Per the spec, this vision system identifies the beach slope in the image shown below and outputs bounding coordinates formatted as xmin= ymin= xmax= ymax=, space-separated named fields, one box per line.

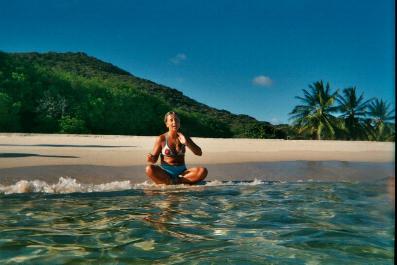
xmin=0 ymin=133 xmax=394 ymax=184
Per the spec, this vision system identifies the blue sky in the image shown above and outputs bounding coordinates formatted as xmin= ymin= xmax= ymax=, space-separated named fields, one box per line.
xmin=0 ymin=0 xmax=394 ymax=124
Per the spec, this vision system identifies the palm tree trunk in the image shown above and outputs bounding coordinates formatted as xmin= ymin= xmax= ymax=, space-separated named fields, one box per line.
xmin=316 ymin=124 xmax=322 ymax=140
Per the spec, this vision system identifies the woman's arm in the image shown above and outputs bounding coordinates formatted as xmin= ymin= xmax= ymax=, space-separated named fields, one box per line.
xmin=178 ymin=133 xmax=202 ymax=156
xmin=147 ymin=136 xmax=162 ymax=163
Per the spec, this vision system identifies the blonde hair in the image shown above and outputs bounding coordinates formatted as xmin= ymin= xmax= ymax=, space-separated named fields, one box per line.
xmin=164 ymin=111 xmax=179 ymax=124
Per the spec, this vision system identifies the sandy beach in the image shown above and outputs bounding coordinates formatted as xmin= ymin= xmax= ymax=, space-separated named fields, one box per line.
xmin=0 ymin=133 xmax=394 ymax=185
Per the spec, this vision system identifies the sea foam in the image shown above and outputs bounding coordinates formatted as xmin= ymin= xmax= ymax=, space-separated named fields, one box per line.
xmin=0 ymin=177 xmax=269 ymax=194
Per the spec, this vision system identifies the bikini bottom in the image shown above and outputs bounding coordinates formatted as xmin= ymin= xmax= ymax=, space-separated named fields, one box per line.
xmin=160 ymin=164 xmax=187 ymax=184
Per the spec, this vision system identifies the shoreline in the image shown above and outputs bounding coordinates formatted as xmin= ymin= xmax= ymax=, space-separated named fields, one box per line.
xmin=0 ymin=161 xmax=394 ymax=185
xmin=0 ymin=133 xmax=394 ymax=185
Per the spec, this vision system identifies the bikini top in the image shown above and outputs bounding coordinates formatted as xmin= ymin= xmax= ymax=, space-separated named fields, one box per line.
xmin=161 ymin=134 xmax=186 ymax=157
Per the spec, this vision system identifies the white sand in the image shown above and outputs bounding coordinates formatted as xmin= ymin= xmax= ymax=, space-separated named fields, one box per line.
xmin=0 ymin=133 xmax=394 ymax=185
xmin=0 ymin=133 xmax=394 ymax=169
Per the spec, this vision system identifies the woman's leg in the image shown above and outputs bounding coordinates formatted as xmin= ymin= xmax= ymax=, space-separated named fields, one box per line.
xmin=145 ymin=165 xmax=173 ymax=185
xmin=180 ymin=167 xmax=208 ymax=184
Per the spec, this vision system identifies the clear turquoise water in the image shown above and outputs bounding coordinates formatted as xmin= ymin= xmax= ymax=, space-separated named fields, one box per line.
xmin=0 ymin=180 xmax=394 ymax=264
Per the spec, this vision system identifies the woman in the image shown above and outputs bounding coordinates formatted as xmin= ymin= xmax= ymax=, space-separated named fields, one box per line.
xmin=146 ymin=111 xmax=208 ymax=185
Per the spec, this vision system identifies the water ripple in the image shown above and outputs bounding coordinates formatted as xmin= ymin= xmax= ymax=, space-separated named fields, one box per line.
xmin=0 ymin=181 xmax=394 ymax=264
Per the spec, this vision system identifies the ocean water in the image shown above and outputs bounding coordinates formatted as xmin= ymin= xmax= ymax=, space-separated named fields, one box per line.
xmin=0 ymin=178 xmax=394 ymax=265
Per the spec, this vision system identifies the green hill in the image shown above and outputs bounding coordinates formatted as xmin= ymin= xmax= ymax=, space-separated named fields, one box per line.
xmin=0 ymin=51 xmax=286 ymax=138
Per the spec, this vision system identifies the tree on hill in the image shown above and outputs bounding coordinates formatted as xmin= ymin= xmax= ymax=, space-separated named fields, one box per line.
xmin=0 ymin=51 xmax=279 ymax=138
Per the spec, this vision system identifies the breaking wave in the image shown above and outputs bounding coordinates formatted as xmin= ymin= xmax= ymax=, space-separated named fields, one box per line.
xmin=0 ymin=177 xmax=272 ymax=195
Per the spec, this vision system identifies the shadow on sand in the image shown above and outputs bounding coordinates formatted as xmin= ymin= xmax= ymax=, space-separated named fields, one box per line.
xmin=0 ymin=144 xmax=135 ymax=148
xmin=0 ymin=153 xmax=79 ymax=158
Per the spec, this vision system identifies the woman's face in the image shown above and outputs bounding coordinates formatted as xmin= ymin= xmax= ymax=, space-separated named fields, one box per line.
xmin=166 ymin=114 xmax=180 ymax=132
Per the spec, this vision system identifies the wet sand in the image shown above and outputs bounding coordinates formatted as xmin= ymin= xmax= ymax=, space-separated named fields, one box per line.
xmin=0 ymin=133 xmax=394 ymax=184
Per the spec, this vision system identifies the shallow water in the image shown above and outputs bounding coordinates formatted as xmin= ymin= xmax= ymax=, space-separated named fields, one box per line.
xmin=0 ymin=179 xmax=394 ymax=264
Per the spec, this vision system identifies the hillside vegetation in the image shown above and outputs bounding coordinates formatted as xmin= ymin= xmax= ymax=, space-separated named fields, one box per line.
xmin=0 ymin=51 xmax=284 ymax=138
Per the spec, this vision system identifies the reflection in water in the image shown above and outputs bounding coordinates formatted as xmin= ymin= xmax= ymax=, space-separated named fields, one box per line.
xmin=144 ymin=191 xmax=179 ymax=234
xmin=0 ymin=181 xmax=394 ymax=264
xmin=143 ymin=190 xmax=210 ymax=241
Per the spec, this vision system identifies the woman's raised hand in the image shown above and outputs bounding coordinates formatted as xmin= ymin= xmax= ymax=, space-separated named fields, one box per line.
xmin=177 ymin=132 xmax=187 ymax=145
xmin=146 ymin=153 xmax=157 ymax=164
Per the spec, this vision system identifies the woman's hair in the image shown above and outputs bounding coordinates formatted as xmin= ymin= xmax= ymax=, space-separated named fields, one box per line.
xmin=164 ymin=111 xmax=182 ymax=150
xmin=164 ymin=111 xmax=179 ymax=124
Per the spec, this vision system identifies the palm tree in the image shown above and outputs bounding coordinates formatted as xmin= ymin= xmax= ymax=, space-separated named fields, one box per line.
xmin=289 ymin=81 xmax=339 ymax=140
xmin=336 ymin=87 xmax=373 ymax=140
xmin=366 ymin=99 xmax=395 ymax=141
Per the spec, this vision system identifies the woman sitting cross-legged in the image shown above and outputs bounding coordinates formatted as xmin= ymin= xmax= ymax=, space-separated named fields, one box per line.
xmin=146 ymin=111 xmax=208 ymax=185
